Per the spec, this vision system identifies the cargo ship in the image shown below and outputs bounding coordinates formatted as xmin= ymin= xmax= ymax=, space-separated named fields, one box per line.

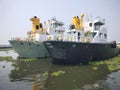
xmin=9 ymin=16 xmax=65 ymax=58
xmin=44 ymin=14 xmax=119 ymax=64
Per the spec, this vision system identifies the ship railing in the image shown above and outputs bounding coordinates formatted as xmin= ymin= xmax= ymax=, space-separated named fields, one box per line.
xmin=63 ymin=35 xmax=76 ymax=42
xmin=47 ymin=34 xmax=78 ymax=42
xmin=100 ymin=26 xmax=107 ymax=30
xmin=47 ymin=34 xmax=93 ymax=43
xmin=11 ymin=37 xmax=37 ymax=42
xmin=47 ymin=34 xmax=65 ymax=41
xmin=11 ymin=37 xmax=27 ymax=41
xmin=55 ymin=26 xmax=65 ymax=31
xmin=95 ymin=17 xmax=105 ymax=23
xmin=35 ymin=34 xmax=48 ymax=42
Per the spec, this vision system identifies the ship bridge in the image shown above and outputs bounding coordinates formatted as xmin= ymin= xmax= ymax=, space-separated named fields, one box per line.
xmin=94 ymin=17 xmax=105 ymax=30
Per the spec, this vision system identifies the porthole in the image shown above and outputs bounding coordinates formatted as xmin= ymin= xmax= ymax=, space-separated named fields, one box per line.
xmin=20 ymin=43 xmax=23 ymax=45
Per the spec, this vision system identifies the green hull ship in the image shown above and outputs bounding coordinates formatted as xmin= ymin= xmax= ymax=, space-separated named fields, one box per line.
xmin=9 ymin=40 xmax=49 ymax=58
xmin=9 ymin=16 xmax=50 ymax=58
xmin=9 ymin=16 xmax=65 ymax=58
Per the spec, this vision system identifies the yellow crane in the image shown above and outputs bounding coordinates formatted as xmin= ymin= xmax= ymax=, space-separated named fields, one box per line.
xmin=72 ymin=14 xmax=84 ymax=30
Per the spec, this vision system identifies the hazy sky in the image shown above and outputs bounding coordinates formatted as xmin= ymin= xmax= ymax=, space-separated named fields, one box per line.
xmin=0 ymin=0 xmax=120 ymax=44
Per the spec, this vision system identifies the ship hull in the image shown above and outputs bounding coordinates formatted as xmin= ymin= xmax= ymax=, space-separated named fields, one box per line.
xmin=9 ymin=40 xmax=50 ymax=58
xmin=44 ymin=41 xmax=119 ymax=64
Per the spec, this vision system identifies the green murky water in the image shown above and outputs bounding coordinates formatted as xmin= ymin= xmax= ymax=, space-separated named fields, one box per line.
xmin=0 ymin=49 xmax=120 ymax=90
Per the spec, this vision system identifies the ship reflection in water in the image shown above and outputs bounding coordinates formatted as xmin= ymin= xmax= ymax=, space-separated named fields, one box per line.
xmin=9 ymin=58 xmax=51 ymax=90
xmin=0 ymin=50 xmax=120 ymax=90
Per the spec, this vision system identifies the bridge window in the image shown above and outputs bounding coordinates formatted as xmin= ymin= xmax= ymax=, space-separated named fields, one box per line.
xmin=95 ymin=25 xmax=100 ymax=30
xmin=53 ymin=23 xmax=58 ymax=28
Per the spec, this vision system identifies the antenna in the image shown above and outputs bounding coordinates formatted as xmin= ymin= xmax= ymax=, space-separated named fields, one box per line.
xmin=84 ymin=13 xmax=93 ymax=22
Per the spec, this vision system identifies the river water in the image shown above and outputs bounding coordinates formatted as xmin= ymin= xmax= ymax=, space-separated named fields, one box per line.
xmin=0 ymin=49 xmax=120 ymax=90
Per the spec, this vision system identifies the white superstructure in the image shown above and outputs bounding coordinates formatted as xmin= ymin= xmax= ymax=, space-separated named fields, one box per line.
xmin=46 ymin=14 xmax=108 ymax=43
xmin=11 ymin=15 xmax=108 ymax=44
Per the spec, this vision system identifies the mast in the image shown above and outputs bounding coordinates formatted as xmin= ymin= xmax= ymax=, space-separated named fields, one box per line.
xmin=79 ymin=14 xmax=84 ymax=30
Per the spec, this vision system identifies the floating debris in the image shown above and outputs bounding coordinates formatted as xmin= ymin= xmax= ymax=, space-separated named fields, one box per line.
xmin=51 ymin=71 xmax=65 ymax=77
xmin=43 ymin=72 xmax=48 ymax=77
xmin=93 ymin=67 xmax=98 ymax=70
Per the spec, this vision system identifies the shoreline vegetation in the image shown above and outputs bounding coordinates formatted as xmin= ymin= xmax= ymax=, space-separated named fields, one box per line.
xmin=0 ymin=48 xmax=120 ymax=72
xmin=90 ymin=54 xmax=120 ymax=72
